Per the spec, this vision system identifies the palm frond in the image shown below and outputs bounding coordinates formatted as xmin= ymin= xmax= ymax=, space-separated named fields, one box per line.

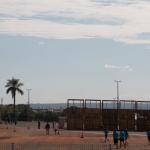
xmin=17 ymin=82 xmax=24 ymax=87
xmin=6 ymin=87 xmax=14 ymax=99
xmin=16 ymin=88 xmax=24 ymax=95
xmin=6 ymin=87 xmax=12 ymax=94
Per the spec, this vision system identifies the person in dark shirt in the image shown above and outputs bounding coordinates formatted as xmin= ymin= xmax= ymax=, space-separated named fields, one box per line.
xmin=38 ymin=120 xmax=41 ymax=129
xmin=45 ymin=122 xmax=50 ymax=135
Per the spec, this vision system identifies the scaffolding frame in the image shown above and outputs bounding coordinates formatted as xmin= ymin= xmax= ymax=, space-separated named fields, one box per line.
xmin=102 ymin=100 xmax=118 ymax=130
xmin=67 ymin=99 xmax=84 ymax=130
xmin=136 ymin=101 xmax=150 ymax=131
xmin=84 ymin=99 xmax=101 ymax=130
xmin=120 ymin=100 xmax=136 ymax=130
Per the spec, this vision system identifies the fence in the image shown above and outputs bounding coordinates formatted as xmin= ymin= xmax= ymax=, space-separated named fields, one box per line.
xmin=0 ymin=143 xmax=110 ymax=150
xmin=1 ymin=143 xmax=150 ymax=150
xmin=67 ymin=99 xmax=84 ymax=130
xmin=84 ymin=100 xmax=101 ymax=130
xmin=119 ymin=100 xmax=136 ymax=131
xmin=136 ymin=101 xmax=150 ymax=131
xmin=67 ymin=99 xmax=150 ymax=131
xmin=102 ymin=100 xmax=118 ymax=130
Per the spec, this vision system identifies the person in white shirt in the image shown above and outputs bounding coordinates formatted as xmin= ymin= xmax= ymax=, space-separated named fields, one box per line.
xmin=54 ymin=123 xmax=58 ymax=135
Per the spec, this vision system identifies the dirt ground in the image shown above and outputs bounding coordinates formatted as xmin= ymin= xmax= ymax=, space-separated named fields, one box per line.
xmin=0 ymin=121 xmax=149 ymax=147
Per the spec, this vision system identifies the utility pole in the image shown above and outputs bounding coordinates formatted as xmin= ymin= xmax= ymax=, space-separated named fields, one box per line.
xmin=26 ymin=89 xmax=31 ymax=122
xmin=114 ymin=80 xmax=121 ymax=130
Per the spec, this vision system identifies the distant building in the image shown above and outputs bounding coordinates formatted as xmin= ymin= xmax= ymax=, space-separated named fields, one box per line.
xmin=33 ymin=107 xmax=48 ymax=113
xmin=33 ymin=106 xmax=64 ymax=113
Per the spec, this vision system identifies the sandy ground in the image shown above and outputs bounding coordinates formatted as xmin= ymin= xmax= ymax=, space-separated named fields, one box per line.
xmin=0 ymin=121 xmax=149 ymax=148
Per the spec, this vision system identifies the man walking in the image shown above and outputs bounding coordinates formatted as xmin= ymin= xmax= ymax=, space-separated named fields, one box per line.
xmin=45 ymin=122 xmax=50 ymax=135
xmin=54 ymin=123 xmax=58 ymax=135
xmin=119 ymin=130 xmax=125 ymax=148
xmin=104 ymin=128 xmax=109 ymax=142
xmin=124 ymin=129 xmax=129 ymax=146
xmin=38 ymin=120 xmax=41 ymax=129
xmin=113 ymin=129 xmax=119 ymax=149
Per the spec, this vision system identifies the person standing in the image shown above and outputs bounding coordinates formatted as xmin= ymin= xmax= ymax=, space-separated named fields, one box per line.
xmin=113 ymin=129 xmax=119 ymax=149
xmin=146 ymin=129 xmax=150 ymax=145
xmin=38 ymin=120 xmax=41 ymax=129
xmin=119 ymin=130 xmax=125 ymax=148
xmin=14 ymin=118 xmax=17 ymax=126
xmin=52 ymin=121 xmax=54 ymax=129
xmin=104 ymin=128 xmax=109 ymax=142
xmin=45 ymin=122 xmax=50 ymax=135
xmin=124 ymin=129 xmax=129 ymax=146
xmin=54 ymin=123 xmax=58 ymax=135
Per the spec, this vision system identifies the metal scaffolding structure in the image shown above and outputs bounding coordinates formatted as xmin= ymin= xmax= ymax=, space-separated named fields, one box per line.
xmin=136 ymin=101 xmax=150 ymax=131
xmin=67 ymin=99 xmax=84 ymax=130
xmin=84 ymin=99 xmax=101 ymax=130
xmin=67 ymin=99 xmax=150 ymax=131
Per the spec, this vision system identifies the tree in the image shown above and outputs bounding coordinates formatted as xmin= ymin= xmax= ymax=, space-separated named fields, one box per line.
xmin=5 ymin=77 xmax=24 ymax=118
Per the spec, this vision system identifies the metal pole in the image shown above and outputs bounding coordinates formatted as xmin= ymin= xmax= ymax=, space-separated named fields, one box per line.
xmin=12 ymin=143 xmax=14 ymax=150
xmin=114 ymin=80 xmax=121 ymax=130
xmin=26 ymin=89 xmax=31 ymax=122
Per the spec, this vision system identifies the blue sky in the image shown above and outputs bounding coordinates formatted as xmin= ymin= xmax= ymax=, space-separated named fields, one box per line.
xmin=0 ymin=0 xmax=150 ymax=104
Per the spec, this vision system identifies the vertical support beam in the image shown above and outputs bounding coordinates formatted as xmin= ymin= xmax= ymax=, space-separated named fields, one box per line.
xmin=67 ymin=99 xmax=69 ymax=108
xmin=135 ymin=101 xmax=137 ymax=131
xmin=12 ymin=143 xmax=14 ymax=150
xmin=148 ymin=102 xmax=149 ymax=129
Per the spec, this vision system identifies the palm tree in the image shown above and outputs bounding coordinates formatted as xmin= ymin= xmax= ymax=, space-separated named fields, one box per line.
xmin=5 ymin=77 xmax=24 ymax=118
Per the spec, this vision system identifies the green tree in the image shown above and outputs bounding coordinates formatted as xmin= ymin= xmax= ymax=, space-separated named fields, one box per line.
xmin=5 ymin=77 xmax=24 ymax=117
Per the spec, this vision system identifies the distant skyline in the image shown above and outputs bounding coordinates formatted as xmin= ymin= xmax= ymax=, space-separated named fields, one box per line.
xmin=1 ymin=0 xmax=150 ymax=104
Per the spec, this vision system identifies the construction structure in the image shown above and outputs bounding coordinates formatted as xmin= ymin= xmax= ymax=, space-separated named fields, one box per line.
xmin=67 ymin=99 xmax=150 ymax=131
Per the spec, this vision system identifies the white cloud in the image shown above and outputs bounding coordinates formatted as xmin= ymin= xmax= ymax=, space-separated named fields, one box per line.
xmin=146 ymin=47 xmax=150 ymax=49
xmin=104 ymin=64 xmax=121 ymax=69
xmin=128 ymin=69 xmax=133 ymax=72
xmin=38 ymin=42 xmax=44 ymax=45
xmin=0 ymin=0 xmax=150 ymax=43
xmin=104 ymin=64 xmax=133 ymax=72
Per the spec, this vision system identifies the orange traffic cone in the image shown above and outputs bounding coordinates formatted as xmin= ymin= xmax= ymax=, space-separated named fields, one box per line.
xmin=14 ymin=127 xmax=16 ymax=132
xmin=57 ymin=130 xmax=60 ymax=135
xmin=28 ymin=126 xmax=30 ymax=130
xmin=81 ymin=132 xmax=84 ymax=138
xmin=6 ymin=126 xmax=8 ymax=129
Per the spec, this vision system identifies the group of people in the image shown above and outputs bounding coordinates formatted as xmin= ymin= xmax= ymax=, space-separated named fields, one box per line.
xmin=104 ymin=128 xmax=129 ymax=149
xmin=104 ymin=128 xmax=150 ymax=149
xmin=37 ymin=120 xmax=59 ymax=135
xmin=5 ymin=117 xmax=17 ymax=125
xmin=45 ymin=122 xmax=59 ymax=135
